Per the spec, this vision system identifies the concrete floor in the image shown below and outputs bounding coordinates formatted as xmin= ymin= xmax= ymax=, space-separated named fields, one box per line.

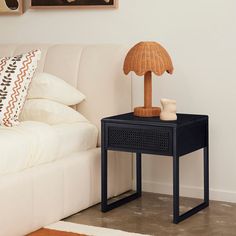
xmin=65 ymin=192 xmax=236 ymax=236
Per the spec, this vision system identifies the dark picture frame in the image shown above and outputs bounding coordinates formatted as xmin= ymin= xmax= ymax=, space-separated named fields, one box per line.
xmin=31 ymin=0 xmax=118 ymax=9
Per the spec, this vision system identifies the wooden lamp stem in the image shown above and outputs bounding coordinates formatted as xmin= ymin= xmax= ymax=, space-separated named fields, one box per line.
xmin=133 ymin=70 xmax=161 ymax=117
xmin=144 ymin=71 xmax=152 ymax=108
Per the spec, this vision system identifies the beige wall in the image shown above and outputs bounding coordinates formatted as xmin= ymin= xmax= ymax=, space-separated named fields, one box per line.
xmin=1 ymin=0 xmax=236 ymax=202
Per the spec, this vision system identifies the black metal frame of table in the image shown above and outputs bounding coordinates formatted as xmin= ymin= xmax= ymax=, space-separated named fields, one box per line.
xmin=101 ymin=113 xmax=209 ymax=224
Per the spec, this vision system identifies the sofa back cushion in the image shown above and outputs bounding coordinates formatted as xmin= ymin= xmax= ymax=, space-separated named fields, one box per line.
xmin=0 ymin=45 xmax=131 ymax=144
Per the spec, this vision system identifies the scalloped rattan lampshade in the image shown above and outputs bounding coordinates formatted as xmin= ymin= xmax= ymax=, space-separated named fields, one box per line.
xmin=123 ymin=41 xmax=174 ymax=117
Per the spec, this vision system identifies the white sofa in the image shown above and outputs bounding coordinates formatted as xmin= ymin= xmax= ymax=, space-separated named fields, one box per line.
xmin=0 ymin=44 xmax=133 ymax=236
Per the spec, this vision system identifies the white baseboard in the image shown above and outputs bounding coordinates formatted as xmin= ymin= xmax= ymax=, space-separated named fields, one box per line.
xmin=141 ymin=181 xmax=236 ymax=203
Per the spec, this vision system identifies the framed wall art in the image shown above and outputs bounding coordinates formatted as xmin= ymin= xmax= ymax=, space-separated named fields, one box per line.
xmin=31 ymin=0 xmax=118 ymax=9
xmin=0 ymin=0 xmax=23 ymax=14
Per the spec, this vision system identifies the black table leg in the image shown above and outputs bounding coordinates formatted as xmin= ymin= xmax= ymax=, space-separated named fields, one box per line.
xmin=172 ymin=147 xmax=209 ymax=224
xmin=173 ymin=155 xmax=180 ymax=223
xmin=204 ymin=146 xmax=209 ymax=205
xmin=101 ymin=152 xmax=142 ymax=212
xmin=101 ymin=147 xmax=108 ymax=212
xmin=136 ymin=152 xmax=142 ymax=197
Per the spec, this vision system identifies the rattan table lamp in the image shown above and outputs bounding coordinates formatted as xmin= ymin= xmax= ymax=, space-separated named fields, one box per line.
xmin=123 ymin=42 xmax=174 ymax=117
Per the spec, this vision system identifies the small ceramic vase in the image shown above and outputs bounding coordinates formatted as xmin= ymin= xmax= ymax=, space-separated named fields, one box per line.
xmin=160 ymin=98 xmax=177 ymax=121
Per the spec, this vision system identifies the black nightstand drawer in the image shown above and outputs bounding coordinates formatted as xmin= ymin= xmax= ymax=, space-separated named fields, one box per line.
xmin=106 ymin=124 xmax=173 ymax=155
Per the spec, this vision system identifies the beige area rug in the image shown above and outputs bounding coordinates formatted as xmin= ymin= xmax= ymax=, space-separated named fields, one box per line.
xmin=28 ymin=221 xmax=150 ymax=236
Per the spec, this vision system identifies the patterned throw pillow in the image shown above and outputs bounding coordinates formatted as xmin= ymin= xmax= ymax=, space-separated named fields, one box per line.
xmin=0 ymin=50 xmax=41 ymax=127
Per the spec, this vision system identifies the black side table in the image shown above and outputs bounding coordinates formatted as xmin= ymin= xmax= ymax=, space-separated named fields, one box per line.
xmin=101 ymin=113 xmax=209 ymax=224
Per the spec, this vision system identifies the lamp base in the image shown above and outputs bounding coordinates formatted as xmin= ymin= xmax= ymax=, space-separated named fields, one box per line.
xmin=134 ymin=107 xmax=161 ymax=117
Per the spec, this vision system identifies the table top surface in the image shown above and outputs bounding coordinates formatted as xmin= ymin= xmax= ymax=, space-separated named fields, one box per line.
xmin=102 ymin=112 xmax=208 ymax=127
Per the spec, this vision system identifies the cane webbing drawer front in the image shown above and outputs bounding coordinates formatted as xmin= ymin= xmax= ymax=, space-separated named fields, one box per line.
xmin=106 ymin=124 xmax=173 ymax=155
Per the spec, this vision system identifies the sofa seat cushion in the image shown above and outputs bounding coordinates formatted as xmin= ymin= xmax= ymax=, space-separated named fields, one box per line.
xmin=0 ymin=121 xmax=98 ymax=176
